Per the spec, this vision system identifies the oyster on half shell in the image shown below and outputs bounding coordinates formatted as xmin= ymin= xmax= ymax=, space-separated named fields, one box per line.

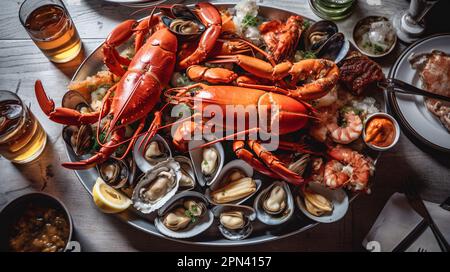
xmin=132 ymin=159 xmax=181 ymax=214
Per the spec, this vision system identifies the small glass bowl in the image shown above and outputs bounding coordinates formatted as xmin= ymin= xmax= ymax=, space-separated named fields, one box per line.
xmin=363 ymin=112 xmax=400 ymax=151
xmin=353 ymin=16 xmax=397 ymax=58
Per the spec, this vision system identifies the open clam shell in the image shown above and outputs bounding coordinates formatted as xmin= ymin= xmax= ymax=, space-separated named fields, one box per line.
xmin=133 ymin=134 xmax=172 ymax=173
xmin=254 ymin=181 xmax=294 ymax=225
xmin=62 ymin=90 xmax=92 ymax=112
xmin=188 ymin=140 xmax=224 ymax=187
xmin=212 ymin=204 xmax=256 ymax=240
xmin=205 ymin=159 xmax=260 ymax=205
xmin=303 ymin=20 xmax=338 ymax=52
xmin=161 ymin=16 xmax=205 ymax=40
xmin=174 ymin=155 xmax=196 ymax=192
xmin=62 ymin=125 xmax=94 ymax=157
xmin=316 ymin=32 xmax=349 ymax=63
xmin=296 ymin=182 xmax=348 ymax=223
xmin=132 ymin=159 xmax=181 ymax=214
xmin=154 ymin=191 xmax=213 ymax=239
xmin=302 ymin=20 xmax=349 ymax=63
xmin=96 ymin=157 xmax=131 ymax=189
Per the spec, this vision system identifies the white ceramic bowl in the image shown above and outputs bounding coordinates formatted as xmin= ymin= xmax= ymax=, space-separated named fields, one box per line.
xmin=363 ymin=112 xmax=401 ymax=151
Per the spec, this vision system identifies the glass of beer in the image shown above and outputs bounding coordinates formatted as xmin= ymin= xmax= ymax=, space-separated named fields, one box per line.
xmin=0 ymin=91 xmax=47 ymax=164
xmin=19 ymin=0 xmax=82 ymax=63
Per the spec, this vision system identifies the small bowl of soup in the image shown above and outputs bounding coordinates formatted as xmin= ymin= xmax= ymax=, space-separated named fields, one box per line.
xmin=363 ymin=112 xmax=400 ymax=151
xmin=0 ymin=192 xmax=74 ymax=252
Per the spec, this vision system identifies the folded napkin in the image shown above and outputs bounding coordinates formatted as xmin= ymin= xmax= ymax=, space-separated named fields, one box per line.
xmin=362 ymin=192 xmax=450 ymax=252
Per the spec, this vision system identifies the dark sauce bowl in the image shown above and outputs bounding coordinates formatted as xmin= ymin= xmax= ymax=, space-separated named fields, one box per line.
xmin=0 ymin=192 xmax=74 ymax=252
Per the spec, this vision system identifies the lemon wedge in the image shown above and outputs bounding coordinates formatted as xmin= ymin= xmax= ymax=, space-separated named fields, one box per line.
xmin=92 ymin=177 xmax=132 ymax=213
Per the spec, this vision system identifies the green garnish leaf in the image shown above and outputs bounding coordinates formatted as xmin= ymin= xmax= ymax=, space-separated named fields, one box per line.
xmin=92 ymin=131 xmax=106 ymax=151
xmin=242 ymin=14 xmax=259 ymax=28
xmin=303 ymin=20 xmax=311 ymax=30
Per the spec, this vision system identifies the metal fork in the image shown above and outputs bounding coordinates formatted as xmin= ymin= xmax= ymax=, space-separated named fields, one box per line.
xmin=379 ymin=78 xmax=450 ymax=103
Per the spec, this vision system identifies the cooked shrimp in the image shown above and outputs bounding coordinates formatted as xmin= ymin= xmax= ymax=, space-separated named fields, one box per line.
xmin=323 ymin=160 xmax=351 ymax=189
xmin=326 ymin=111 xmax=363 ymax=144
xmin=328 ymin=146 xmax=375 ymax=192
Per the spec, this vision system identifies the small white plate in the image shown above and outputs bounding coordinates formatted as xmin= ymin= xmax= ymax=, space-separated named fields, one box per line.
xmin=296 ymin=182 xmax=349 ymax=223
xmin=388 ymin=34 xmax=450 ymax=152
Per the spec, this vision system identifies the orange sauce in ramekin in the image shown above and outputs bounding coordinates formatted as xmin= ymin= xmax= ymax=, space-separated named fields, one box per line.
xmin=365 ymin=117 xmax=396 ymax=147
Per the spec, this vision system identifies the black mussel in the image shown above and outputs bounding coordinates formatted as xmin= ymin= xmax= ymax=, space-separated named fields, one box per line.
xmin=62 ymin=91 xmax=92 ymax=113
xmin=316 ymin=32 xmax=349 ymax=63
xmin=62 ymin=125 xmax=94 ymax=156
xmin=97 ymin=158 xmax=130 ymax=189
xmin=303 ymin=20 xmax=338 ymax=52
xmin=170 ymin=4 xmax=197 ymax=20
xmin=161 ymin=16 xmax=205 ymax=41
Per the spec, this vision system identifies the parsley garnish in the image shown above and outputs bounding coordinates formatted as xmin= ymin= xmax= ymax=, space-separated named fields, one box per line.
xmin=242 ymin=14 xmax=259 ymax=28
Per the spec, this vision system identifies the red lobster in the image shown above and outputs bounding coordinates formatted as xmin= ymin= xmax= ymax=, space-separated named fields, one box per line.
xmin=35 ymin=25 xmax=177 ymax=169
xmin=167 ymin=83 xmax=322 ymax=186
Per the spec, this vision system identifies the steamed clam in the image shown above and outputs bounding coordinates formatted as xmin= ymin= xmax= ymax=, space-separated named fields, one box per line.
xmin=254 ymin=181 xmax=294 ymax=225
xmin=303 ymin=188 xmax=333 ymax=216
xmin=154 ymin=191 xmax=213 ymax=239
xmin=206 ymin=160 xmax=259 ymax=205
xmin=61 ymin=90 xmax=92 ymax=113
xmin=296 ymin=182 xmax=349 ymax=223
xmin=132 ymin=159 xmax=181 ymax=214
xmin=210 ymin=178 xmax=257 ymax=204
xmin=161 ymin=5 xmax=205 ymax=40
xmin=189 ymin=140 xmax=224 ymax=186
xmin=302 ymin=20 xmax=349 ymax=63
xmin=201 ymin=147 xmax=219 ymax=177
xmin=262 ymin=185 xmax=287 ymax=215
xmin=62 ymin=125 xmax=94 ymax=156
xmin=174 ymin=156 xmax=196 ymax=192
xmin=134 ymin=134 xmax=172 ymax=173
xmin=97 ymin=158 xmax=133 ymax=189
xmin=162 ymin=199 xmax=206 ymax=231
xmin=144 ymin=140 xmax=170 ymax=165
xmin=212 ymin=204 xmax=256 ymax=240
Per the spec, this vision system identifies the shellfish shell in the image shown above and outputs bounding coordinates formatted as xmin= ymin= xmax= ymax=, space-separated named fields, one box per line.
xmin=133 ymin=134 xmax=172 ymax=173
xmin=254 ymin=181 xmax=294 ymax=225
xmin=205 ymin=160 xmax=261 ymax=205
xmin=188 ymin=140 xmax=224 ymax=187
xmin=132 ymin=159 xmax=181 ymax=214
xmin=296 ymin=182 xmax=349 ymax=223
xmin=174 ymin=155 xmax=196 ymax=192
xmin=154 ymin=191 xmax=213 ymax=239
xmin=212 ymin=204 xmax=256 ymax=240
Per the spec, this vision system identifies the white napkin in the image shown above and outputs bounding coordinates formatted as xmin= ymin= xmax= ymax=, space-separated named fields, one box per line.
xmin=362 ymin=192 xmax=450 ymax=252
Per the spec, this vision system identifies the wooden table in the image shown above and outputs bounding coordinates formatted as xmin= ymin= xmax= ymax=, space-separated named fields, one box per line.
xmin=1 ymin=0 xmax=449 ymax=251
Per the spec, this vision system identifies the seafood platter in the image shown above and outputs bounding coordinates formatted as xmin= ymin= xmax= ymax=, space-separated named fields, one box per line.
xmin=34 ymin=1 xmax=398 ymax=245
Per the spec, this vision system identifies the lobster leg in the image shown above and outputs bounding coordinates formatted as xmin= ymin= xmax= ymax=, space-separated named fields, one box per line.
xmin=35 ymin=80 xmax=108 ymax=126
xmin=116 ymin=117 xmax=146 ymax=160
xmin=186 ymin=65 xmax=238 ymax=84
xmin=233 ymin=140 xmax=282 ymax=179
xmin=62 ymin=128 xmax=126 ymax=170
xmin=248 ymin=140 xmax=305 ymax=185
